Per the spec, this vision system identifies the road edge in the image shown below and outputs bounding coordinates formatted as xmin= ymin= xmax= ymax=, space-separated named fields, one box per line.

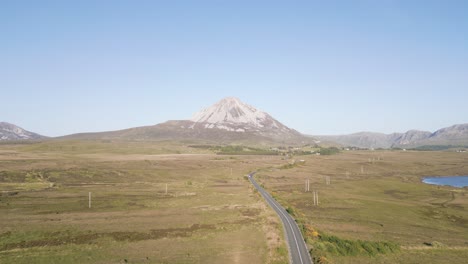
xmin=248 ymin=172 xmax=313 ymax=264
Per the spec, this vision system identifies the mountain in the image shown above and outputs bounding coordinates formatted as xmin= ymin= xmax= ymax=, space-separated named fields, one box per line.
xmin=316 ymin=124 xmax=468 ymax=148
xmin=61 ymin=97 xmax=311 ymax=144
xmin=392 ymin=130 xmax=432 ymax=146
xmin=190 ymin=97 xmax=302 ymax=140
xmin=420 ymin=124 xmax=468 ymax=146
xmin=0 ymin=122 xmax=46 ymax=141
xmin=316 ymin=132 xmax=396 ymax=149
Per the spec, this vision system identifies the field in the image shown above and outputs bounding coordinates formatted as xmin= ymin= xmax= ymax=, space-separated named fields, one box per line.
xmin=255 ymin=150 xmax=468 ymax=263
xmin=1 ymin=141 xmax=468 ymax=263
xmin=0 ymin=140 xmax=289 ymax=264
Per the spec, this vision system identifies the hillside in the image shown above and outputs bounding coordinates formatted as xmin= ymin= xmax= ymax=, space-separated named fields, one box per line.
xmin=316 ymin=124 xmax=468 ymax=149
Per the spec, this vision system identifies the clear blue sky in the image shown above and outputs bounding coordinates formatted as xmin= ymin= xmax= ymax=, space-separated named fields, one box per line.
xmin=2 ymin=1 xmax=468 ymax=136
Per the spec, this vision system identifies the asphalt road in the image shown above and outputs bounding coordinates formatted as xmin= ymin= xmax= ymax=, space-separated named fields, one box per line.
xmin=249 ymin=172 xmax=313 ymax=264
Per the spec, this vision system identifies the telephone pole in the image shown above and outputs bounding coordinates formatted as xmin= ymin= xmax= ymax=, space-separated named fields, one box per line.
xmin=312 ymin=190 xmax=319 ymax=206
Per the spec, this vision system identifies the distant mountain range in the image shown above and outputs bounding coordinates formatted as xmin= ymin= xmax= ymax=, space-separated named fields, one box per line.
xmin=316 ymin=124 xmax=468 ymax=149
xmin=0 ymin=122 xmax=46 ymax=141
xmin=3 ymin=98 xmax=468 ymax=148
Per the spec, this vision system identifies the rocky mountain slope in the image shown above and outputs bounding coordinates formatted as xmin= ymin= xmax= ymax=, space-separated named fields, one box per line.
xmin=0 ymin=122 xmax=46 ymax=141
xmin=61 ymin=97 xmax=311 ymax=144
xmin=189 ymin=97 xmax=302 ymax=140
xmin=316 ymin=124 xmax=468 ymax=148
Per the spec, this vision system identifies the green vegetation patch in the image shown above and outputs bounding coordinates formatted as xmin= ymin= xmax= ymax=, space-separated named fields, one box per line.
xmin=189 ymin=144 xmax=279 ymax=155
xmin=290 ymin=209 xmax=400 ymax=260
xmin=318 ymin=147 xmax=340 ymax=155
xmin=312 ymin=234 xmax=400 ymax=257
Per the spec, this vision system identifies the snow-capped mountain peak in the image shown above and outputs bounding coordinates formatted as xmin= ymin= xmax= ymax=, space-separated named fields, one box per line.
xmin=0 ymin=122 xmax=45 ymax=141
xmin=191 ymin=97 xmax=273 ymax=127
xmin=189 ymin=97 xmax=300 ymax=138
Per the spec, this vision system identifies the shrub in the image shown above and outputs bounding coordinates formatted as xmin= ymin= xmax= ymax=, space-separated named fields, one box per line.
xmin=285 ymin=206 xmax=295 ymax=216
xmin=302 ymin=224 xmax=319 ymax=238
xmin=316 ymin=256 xmax=330 ymax=264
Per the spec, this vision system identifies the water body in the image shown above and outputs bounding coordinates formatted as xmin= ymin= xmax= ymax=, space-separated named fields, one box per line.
xmin=422 ymin=176 xmax=468 ymax=188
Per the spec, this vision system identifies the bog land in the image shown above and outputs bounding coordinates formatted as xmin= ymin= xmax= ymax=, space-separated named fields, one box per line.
xmin=1 ymin=140 xmax=467 ymax=263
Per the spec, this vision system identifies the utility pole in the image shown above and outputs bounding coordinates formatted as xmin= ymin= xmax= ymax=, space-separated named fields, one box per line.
xmin=312 ymin=190 xmax=319 ymax=206
xmin=88 ymin=192 xmax=91 ymax=209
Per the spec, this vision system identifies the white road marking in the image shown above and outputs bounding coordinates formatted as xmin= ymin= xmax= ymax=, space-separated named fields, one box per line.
xmin=250 ymin=174 xmax=306 ymax=264
xmin=267 ymin=193 xmax=304 ymax=264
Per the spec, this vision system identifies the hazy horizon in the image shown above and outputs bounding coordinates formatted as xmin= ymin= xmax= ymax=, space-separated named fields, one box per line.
xmin=2 ymin=1 xmax=468 ymax=137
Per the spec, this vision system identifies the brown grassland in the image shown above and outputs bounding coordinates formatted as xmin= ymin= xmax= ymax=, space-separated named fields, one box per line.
xmin=0 ymin=140 xmax=289 ymax=264
xmin=256 ymin=150 xmax=468 ymax=263
xmin=1 ymin=140 xmax=467 ymax=263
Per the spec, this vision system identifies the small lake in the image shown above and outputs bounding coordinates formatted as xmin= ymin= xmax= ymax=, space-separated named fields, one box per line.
xmin=422 ymin=176 xmax=468 ymax=188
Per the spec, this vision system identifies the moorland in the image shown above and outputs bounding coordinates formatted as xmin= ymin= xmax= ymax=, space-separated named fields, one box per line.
xmin=1 ymin=140 xmax=467 ymax=263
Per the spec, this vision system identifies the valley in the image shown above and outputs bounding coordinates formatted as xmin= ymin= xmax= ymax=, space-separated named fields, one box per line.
xmin=4 ymin=1 xmax=468 ymax=263
xmin=2 ymin=97 xmax=468 ymax=264
xmin=1 ymin=140 xmax=467 ymax=263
